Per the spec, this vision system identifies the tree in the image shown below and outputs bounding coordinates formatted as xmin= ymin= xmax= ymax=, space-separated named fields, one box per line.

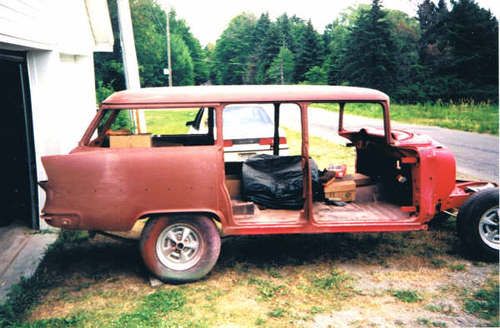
xmin=276 ymin=14 xmax=293 ymax=49
xmin=267 ymin=46 xmax=295 ymax=84
xmin=212 ymin=13 xmax=256 ymax=84
xmin=304 ymin=66 xmax=327 ymax=85
xmin=444 ymin=0 xmax=498 ymax=100
xmin=170 ymin=34 xmax=194 ymax=85
xmin=168 ymin=11 xmax=209 ymax=84
xmin=294 ymin=20 xmax=324 ymax=82
xmin=387 ymin=10 xmax=422 ymax=102
xmin=94 ymin=0 xmax=207 ymax=95
xmin=416 ymin=0 xmax=498 ymax=101
xmin=322 ymin=7 xmax=360 ymax=85
xmin=131 ymin=0 xmax=168 ymax=87
xmin=341 ymin=0 xmax=397 ymax=94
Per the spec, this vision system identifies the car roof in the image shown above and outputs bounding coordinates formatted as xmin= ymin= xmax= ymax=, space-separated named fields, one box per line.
xmin=101 ymin=85 xmax=389 ymax=109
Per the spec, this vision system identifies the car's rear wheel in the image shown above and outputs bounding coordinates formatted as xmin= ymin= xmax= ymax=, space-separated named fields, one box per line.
xmin=140 ymin=215 xmax=221 ymax=283
xmin=457 ymin=188 xmax=499 ymax=261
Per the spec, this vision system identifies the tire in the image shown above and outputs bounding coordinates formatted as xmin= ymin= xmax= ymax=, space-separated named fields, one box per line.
xmin=140 ymin=215 xmax=221 ymax=283
xmin=457 ymin=188 xmax=499 ymax=261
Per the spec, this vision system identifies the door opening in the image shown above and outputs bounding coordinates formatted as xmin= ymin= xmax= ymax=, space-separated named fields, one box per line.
xmin=0 ymin=50 xmax=38 ymax=229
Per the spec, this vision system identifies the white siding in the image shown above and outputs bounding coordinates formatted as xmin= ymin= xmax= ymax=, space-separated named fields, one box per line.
xmin=0 ymin=0 xmax=53 ymax=49
xmin=0 ymin=0 xmax=113 ymax=54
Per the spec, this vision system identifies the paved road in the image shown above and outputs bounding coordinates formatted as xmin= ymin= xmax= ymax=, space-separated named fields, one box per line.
xmin=265 ymin=105 xmax=499 ymax=182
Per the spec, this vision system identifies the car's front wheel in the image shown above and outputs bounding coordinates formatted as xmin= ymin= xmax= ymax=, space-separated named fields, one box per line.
xmin=457 ymin=188 xmax=499 ymax=261
xmin=140 ymin=215 xmax=221 ymax=283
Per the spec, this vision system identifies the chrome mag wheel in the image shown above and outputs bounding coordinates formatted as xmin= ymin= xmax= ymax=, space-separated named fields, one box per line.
xmin=156 ymin=223 xmax=203 ymax=271
xmin=478 ymin=206 xmax=499 ymax=250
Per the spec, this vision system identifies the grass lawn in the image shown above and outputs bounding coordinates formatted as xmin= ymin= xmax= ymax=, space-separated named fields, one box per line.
xmin=315 ymin=102 xmax=499 ymax=135
xmin=144 ymin=109 xmax=196 ymax=135
xmin=1 ymin=222 xmax=497 ymax=327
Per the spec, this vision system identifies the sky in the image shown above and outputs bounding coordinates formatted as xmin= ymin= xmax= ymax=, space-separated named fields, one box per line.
xmin=156 ymin=0 xmax=500 ymax=46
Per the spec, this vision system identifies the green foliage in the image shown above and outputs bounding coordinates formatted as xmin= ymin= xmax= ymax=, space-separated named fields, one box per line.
xmin=417 ymin=0 xmax=498 ymax=102
xmin=417 ymin=317 xmax=447 ymax=327
xmin=111 ymin=110 xmax=135 ymax=132
xmin=213 ymin=13 xmax=257 ymax=84
xmin=448 ymin=263 xmax=466 ymax=271
xmin=94 ymin=0 xmax=208 ymax=99
xmin=266 ymin=46 xmax=295 ymax=84
xmin=96 ymin=79 xmax=115 ymax=104
xmin=303 ymin=65 xmax=327 ymax=85
xmin=207 ymin=0 xmax=497 ymax=104
xmin=15 ymin=312 xmax=89 ymax=328
xmin=112 ymin=289 xmax=185 ymax=328
xmin=294 ymin=20 xmax=324 ymax=82
xmin=255 ymin=317 xmax=266 ymax=325
xmin=170 ymin=33 xmax=194 ymax=85
xmin=392 ymin=289 xmax=423 ymax=303
xmin=312 ymin=270 xmax=351 ymax=290
xmin=254 ymin=14 xmax=282 ymax=83
xmin=248 ymin=277 xmax=286 ymax=300
xmin=341 ymin=0 xmax=397 ymax=94
xmin=267 ymin=307 xmax=286 ymax=318
xmin=94 ymin=0 xmax=498 ymax=112
xmin=464 ymin=279 xmax=499 ymax=324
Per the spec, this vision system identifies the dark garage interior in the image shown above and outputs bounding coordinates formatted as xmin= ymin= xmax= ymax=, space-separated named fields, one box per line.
xmin=0 ymin=50 xmax=38 ymax=229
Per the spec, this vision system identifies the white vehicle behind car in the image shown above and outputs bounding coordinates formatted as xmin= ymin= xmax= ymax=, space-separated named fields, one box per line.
xmin=189 ymin=104 xmax=288 ymax=161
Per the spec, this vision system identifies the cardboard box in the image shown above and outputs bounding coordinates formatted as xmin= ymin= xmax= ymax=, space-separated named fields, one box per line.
xmin=226 ymin=176 xmax=241 ymax=198
xmin=341 ymin=173 xmax=373 ymax=187
xmin=110 ymin=134 xmax=152 ymax=148
xmin=353 ymin=173 xmax=373 ymax=187
xmin=324 ymin=178 xmax=356 ymax=202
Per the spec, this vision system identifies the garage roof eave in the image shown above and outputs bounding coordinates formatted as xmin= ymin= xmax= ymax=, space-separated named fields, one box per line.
xmin=101 ymin=85 xmax=389 ymax=109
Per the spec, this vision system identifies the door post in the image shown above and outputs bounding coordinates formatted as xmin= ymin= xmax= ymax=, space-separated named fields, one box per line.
xmin=273 ymin=103 xmax=280 ymax=156
xmin=299 ymin=102 xmax=313 ymax=221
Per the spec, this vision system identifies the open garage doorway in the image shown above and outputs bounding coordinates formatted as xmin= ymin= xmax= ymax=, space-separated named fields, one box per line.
xmin=0 ymin=50 xmax=38 ymax=229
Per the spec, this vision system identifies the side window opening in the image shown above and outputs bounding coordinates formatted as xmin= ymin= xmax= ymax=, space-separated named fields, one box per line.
xmin=89 ymin=108 xmax=216 ymax=148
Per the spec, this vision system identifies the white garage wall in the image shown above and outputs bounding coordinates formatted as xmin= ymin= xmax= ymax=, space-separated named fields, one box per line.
xmin=27 ymin=51 xmax=99 ymax=228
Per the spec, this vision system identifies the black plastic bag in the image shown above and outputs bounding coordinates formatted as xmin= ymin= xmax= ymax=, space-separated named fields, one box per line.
xmin=242 ymin=154 xmax=320 ymax=209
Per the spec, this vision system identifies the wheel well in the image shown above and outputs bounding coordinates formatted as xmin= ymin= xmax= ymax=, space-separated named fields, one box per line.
xmin=139 ymin=212 xmax=222 ymax=232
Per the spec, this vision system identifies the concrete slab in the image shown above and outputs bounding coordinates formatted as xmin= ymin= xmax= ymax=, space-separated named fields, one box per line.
xmin=0 ymin=223 xmax=58 ymax=303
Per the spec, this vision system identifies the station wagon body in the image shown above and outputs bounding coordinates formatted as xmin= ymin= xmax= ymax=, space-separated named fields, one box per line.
xmin=39 ymin=85 xmax=499 ymax=282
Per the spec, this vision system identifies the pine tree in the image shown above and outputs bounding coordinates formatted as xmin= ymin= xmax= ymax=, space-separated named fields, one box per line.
xmin=445 ymin=0 xmax=498 ymax=100
xmin=276 ymin=14 xmax=293 ymax=49
xmin=294 ymin=20 xmax=323 ymax=82
xmin=266 ymin=46 xmax=295 ymax=84
xmin=341 ymin=0 xmax=397 ymax=93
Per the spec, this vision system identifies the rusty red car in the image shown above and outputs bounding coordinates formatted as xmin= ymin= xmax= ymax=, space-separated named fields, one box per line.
xmin=39 ymin=85 xmax=499 ymax=282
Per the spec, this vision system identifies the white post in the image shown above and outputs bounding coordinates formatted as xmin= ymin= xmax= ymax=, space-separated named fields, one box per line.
xmin=116 ymin=0 xmax=146 ymax=133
